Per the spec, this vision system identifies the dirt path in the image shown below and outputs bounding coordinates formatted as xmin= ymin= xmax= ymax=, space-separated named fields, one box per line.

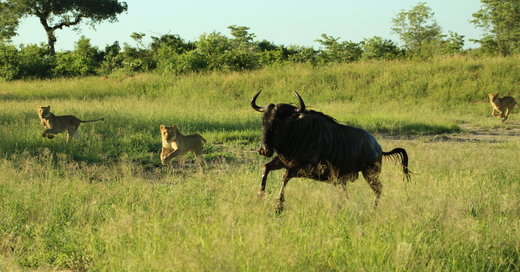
xmin=383 ymin=121 xmax=520 ymax=143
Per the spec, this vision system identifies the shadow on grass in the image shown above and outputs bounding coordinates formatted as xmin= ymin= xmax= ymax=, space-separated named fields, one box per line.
xmin=1 ymin=112 xmax=460 ymax=165
xmin=373 ymin=122 xmax=461 ymax=135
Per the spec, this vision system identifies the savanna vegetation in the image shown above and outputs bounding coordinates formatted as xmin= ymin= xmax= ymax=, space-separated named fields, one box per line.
xmin=0 ymin=56 xmax=519 ymax=271
xmin=1 ymin=0 xmax=519 ymax=270
xmin=1 ymin=1 xmax=520 ymax=80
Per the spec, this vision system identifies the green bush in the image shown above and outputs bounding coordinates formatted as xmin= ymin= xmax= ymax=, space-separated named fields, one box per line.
xmin=17 ymin=44 xmax=54 ymax=79
xmin=53 ymin=37 xmax=101 ymax=77
xmin=0 ymin=43 xmax=20 ymax=80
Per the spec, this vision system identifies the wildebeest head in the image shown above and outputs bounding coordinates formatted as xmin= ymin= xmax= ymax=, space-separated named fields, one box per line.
xmin=250 ymin=90 xmax=305 ymax=157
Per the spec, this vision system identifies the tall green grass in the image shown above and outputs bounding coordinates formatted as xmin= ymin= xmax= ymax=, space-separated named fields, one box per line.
xmin=4 ymin=56 xmax=519 ymax=163
xmin=1 ymin=139 xmax=518 ymax=271
xmin=0 ymin=57 xmax=519 ymax=271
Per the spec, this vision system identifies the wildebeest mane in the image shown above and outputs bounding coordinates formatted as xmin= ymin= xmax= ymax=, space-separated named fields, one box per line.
xmin=273 ymin=106 xmax=379 ymax=175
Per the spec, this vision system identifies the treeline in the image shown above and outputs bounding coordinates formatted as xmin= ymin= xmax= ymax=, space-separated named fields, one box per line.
xmin=1 ymin=0 xmax=519 ymax=81
xmin=0 ymin=26 xmax=469 ymax=80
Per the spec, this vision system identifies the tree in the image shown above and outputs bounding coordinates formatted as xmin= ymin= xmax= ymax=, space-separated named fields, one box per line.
xmin=442 ymin=31 xmax=465 ymax=54
xmin=228 ymin=25 xmax=255 ymax=49
xmin=361 ymin=36 xmax=402 ymax=60
xmin=315 ymin=34 xmax=362 ymax=63
xmin=195 ymin=31 xmax=231 ymax=70
xmin=150 ymin=34 xmax=194 ymax=54
xmin=391 ymin=2 xmax=442 ymax=55
xmin=471 ymin=0 xmax=520 ymax=55
xmin=0 ymin=1 xmax=18 ymax=42
xmin=53 ymin=36 xmax=101 ymax=77
xmin=2 ymin=0 xmax=127 ymax=55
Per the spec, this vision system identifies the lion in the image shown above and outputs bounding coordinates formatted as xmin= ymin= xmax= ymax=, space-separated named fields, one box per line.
xmin=38 ymin=105 xmax=104 ymax=142
xmin=160 ymin=125 xmax=207 ymax=166
xmin=488 ymin=93 xmax=518 ymax=121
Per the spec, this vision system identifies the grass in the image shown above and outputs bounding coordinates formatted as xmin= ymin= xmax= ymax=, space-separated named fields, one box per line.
xmin=0 ymin=56 xmax=519 ymax=271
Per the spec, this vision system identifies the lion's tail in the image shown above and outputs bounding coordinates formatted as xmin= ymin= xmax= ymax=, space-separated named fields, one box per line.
xmin=80 ymin=118 xmax=104 ymax=123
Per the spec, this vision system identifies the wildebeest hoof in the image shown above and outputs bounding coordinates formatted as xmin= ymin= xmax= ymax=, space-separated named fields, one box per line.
xmin=275 ymin=201 xmax=284 ymax=213
xmin=257 ymin=190 xmax=265 ymax=198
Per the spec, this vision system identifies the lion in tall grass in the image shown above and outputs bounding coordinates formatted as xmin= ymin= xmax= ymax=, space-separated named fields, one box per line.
xmin=160 ymin=125 xmax=206 ymax=165
xmin=488 ymin=93 xmax=517 ymax=121
xmin=38 ymin=105 xmax=104 ymax=142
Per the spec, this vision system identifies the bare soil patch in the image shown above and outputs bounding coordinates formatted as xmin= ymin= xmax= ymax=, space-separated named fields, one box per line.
xmin=383 ymin=121 xmax=520 ymax=143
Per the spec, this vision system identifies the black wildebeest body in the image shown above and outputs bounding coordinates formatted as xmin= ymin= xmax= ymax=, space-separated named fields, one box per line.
xmin=251 ymin=91 xmax=410 ymax=211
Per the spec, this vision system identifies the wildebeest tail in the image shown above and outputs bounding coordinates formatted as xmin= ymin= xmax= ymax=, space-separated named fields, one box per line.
xmin=382 ymin=148 xmax=411 ymax=181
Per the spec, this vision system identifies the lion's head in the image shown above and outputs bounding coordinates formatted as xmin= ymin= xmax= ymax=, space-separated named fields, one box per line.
xmin=488 ymin=93 xmax=498 ymax=102
xmin=38 ymin=105 xmax=51 ymax=118
xmin=160 ymin=125 xmax=178 ymax=142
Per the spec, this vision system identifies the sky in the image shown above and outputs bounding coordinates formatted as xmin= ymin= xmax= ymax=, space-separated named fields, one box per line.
xmin=11 ymin=0 xmax=485 ymax=51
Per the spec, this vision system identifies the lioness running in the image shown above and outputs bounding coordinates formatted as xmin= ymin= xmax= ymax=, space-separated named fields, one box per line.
xmin=38 ymin=105 xmax=104 ymax=142
xmin=488 ymin=93 xmax=517 ymax=121
xmin=160 ymin=125 xmax=206 ymax=165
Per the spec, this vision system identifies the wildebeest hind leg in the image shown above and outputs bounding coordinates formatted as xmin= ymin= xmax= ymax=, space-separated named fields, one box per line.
xmin=362 ymin=164 xmax=383 ymax=208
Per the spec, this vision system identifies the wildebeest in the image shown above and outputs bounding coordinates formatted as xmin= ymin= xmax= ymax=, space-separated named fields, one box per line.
xmin=251 ymin=91 xmax=410 ymax=212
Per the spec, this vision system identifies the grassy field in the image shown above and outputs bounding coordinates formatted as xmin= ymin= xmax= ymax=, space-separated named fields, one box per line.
xmin=0 ymin=57 xmax=519 ymax=271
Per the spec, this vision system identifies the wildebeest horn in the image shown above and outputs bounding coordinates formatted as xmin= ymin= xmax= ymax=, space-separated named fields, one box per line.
xmin=251 ymin=90 xmax=266 ymax=112
xmin=294 ymin=91 xmax=306 ymax=112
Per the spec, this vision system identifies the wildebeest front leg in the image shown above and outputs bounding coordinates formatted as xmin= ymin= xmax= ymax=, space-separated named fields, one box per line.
xmin=258 ymin=156 xmax=284 ymax=197
xmin=276 ymin=168 xmax=296 ymax=213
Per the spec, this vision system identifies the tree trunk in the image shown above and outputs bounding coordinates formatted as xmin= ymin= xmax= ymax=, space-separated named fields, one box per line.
xmin=45 ymin=29 xmax=57 ymax=56
xmin=38 ymin=14 xmax=56 ymax=55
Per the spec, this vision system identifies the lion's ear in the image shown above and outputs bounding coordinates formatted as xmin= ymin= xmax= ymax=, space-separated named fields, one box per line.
xmin=160 ymin=125 xmax=165 ymax=130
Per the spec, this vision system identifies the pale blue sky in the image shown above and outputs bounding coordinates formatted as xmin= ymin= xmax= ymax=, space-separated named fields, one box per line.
xmin=12 ymin=0 xmax=485 ymax=51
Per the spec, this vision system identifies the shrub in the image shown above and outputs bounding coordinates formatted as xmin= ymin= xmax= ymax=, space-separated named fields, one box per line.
xmin=17 ymin=44 xmax=54 ymax=79
xmin=53 ymin=37 xmax=101 ymax=77
xmin=0 ymin=43 xmax=20 ymax=80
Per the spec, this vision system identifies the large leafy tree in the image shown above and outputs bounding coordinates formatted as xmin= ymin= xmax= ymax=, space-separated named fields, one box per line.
xmin=471 ymin=0 xmax=520 ymax=55
xmin=1 ymin=0 xmax=127 ymax=55
xmin=391 ymin=2 xmax=442 ymax=55
xmin=0 ymin=1 xmax=19 ymax=42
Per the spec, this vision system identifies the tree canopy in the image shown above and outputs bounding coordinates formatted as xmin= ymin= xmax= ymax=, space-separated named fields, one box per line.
xmin=471 ymin=0 xmax=520 ymax=55
xmin=0 ymin=1 xmax=19 ymax=42
xmin=391 ymin=2 xmax=442 ymax=55
xmin=1 ymin=0 xmax=127 ymax=54
xmin=1 ymin=1 xmax=520 ymax=81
